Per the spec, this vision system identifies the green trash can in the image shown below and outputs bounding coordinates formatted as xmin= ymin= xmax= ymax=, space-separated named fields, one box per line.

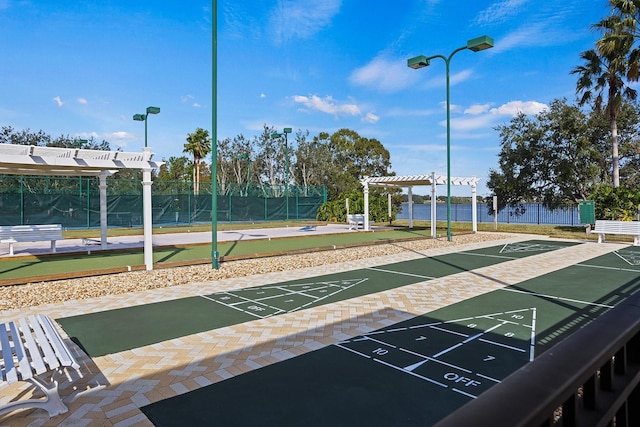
xmin=579 ymin=200 xmax=595 ymax=224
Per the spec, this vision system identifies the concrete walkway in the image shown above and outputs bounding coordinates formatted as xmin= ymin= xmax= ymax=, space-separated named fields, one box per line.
xmin=0 ymin=224 xmax=367 ymax=258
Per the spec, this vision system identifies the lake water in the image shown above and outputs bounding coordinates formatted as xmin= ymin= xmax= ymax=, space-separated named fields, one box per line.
xmin=397 ymin=202 xmax=581 ymax=226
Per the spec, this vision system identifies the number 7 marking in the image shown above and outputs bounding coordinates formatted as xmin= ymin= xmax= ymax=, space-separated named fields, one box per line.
xmin=484 ymin=355 xmax=495 ymax=362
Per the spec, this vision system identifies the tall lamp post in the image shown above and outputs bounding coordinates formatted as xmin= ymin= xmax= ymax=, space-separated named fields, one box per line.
xmin=407 ymin=35 xmax=493 ymax=242
xmin=133 ymin=106 xmax=161 ymax=147
xmin=271 ymin=127 xmax=292 ymax=221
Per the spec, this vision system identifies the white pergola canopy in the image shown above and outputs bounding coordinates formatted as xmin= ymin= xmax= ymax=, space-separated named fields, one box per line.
xmin=360 ymin=172 xmax=480 ymax=236
xmin=0 ymin=143 xmax=164 ymax=270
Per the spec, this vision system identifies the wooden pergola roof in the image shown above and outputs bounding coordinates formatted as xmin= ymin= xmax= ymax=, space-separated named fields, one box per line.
xmin=0 ymin=143 xmax=162 ymax=176
xmin=361 ymin=174 xmax=481 ymax=187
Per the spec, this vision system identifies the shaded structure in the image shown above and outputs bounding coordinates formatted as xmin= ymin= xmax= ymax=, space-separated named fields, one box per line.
xmin=360 ymin=172 xmax=480 ymax=236
xmin=0 ymin=144 xmax=163 ymax=270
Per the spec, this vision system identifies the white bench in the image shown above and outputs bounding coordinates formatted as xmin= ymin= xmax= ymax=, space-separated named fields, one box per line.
xmin=0 ymin=314 xmax=81 ymax=417
xmin=592 ymin=220 xmax=640 ymax=245
xmin=347 ymin=214 xmax=365 ymax=230
xmin=0 ymin=224 xmax=64 ymax=256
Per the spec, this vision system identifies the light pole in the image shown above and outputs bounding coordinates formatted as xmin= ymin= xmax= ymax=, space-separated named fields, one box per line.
xmin=133 ymin=106 xmax=161 ymax=147
xmin=271 ymin=127 xmax=292 ymax=220
xmin=407 ymin=35 xmax=493 ymax=242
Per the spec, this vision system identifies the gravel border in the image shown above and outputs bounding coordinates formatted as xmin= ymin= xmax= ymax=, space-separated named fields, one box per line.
xmin=0 ymin=233 xmax=512 ymax=311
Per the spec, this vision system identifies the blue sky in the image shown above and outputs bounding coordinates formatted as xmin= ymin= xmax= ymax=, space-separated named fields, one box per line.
xmin=0 ymin=0 xmax=609 ymax=195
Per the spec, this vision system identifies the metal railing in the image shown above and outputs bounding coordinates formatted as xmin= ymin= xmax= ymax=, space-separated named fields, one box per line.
xmin=434 ymin=291 xmax=640 ymax=427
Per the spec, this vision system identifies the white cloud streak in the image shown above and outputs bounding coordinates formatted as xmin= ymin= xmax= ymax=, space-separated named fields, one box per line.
xmin=293 ymin=94 xmax=361 ymax=117
xmin=269 ymin=0 xmax=341 ymax=44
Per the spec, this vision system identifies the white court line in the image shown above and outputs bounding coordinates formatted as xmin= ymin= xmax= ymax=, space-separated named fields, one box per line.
xmin=577 ymin=261 xmax=640 ymax=273
xmin=198 ymin=294 xmax=284 ymax=319
xmin=458 ymin=251 xmax=517 ymax=260
xmin=499 ymin=288 xmax=614 ymax=309
xmin=365 ymin=266 xmax=435 ymax=280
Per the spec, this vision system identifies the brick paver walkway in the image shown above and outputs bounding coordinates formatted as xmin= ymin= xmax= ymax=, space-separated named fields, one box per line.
xmin=0 ymin=234 xmax=621 ymax=426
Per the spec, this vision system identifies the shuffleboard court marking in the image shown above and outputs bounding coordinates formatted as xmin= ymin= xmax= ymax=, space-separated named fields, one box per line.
xmin=612 ymin=248 xmax=640 ymax=266
xmin=499 ymin=242 xmax=569 ymax=254
xmin=335 ymin=308 xmax=537 ymax=399
xmin=200 ymin=278 xmax=369 ymax=319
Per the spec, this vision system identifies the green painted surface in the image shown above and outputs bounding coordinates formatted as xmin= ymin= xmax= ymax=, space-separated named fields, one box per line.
xmin=141 ymin=245 xmax=640 ymax=427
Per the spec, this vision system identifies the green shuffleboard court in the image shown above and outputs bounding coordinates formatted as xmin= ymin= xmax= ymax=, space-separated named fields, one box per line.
xmin=58 ymin=240 xmax=576 ymax=357
xmin=140 ymin=245 xmax=640 ymax=426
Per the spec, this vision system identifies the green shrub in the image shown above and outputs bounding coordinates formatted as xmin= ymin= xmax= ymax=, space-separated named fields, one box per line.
xmin=589 ymin=185 xmax=640 ymax=221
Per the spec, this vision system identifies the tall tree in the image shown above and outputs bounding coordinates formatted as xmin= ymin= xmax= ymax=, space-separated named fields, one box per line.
xmin=183 ymin=127 xmax=211 ymax=195
xmin=488 ymin=99 xmax=607 ymax=211
xmin=572 ymin=0 xmax=639 ymax=187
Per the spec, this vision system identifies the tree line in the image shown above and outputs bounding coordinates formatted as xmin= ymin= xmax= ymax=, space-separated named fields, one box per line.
xmin=0 ymin=125 xmax=398 ymax=220
xmin=489 ymin=0 xmax=640 ymax=220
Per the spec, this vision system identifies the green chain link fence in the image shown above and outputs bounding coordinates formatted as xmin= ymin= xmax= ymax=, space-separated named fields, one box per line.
xmin=0 ymin=176 xmax=327 ymax=228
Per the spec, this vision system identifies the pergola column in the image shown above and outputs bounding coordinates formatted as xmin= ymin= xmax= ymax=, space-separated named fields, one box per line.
xmin=431 ymin=171 xmax=437 ymax=238
xmin=99 ymin=172 xmax=109 ymax=249
xmin=363 ymin=181 xmax=370 ymax=231
xmin=471 ymin=179 xmax=478 ymax=233
xmin=408 ymin=186 xmax=413 ymax=229
xmin=142 ymin=166 xmax=153 ymax=270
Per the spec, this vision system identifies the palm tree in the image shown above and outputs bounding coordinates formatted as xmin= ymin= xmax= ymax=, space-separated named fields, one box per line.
xmin=183 ymin=128 xmax=212 ymax=195
xmin=571 ymin=0 xmax=639 ymax=188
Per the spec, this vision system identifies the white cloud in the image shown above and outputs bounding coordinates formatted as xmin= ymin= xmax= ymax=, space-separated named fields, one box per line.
xmin=362 ymin=112 xmax=380 ymax=124
xmin=350 ymin=56 xmax=416 ymax=92
xmin=260 ymin=93 xmax=267 ymax=99
xmin=490 ymin=100 xmax=548 ymax=116
xmin=293 ymin=94 xmax=361 ymax=117
xmin=109 ymin=131 xmax=135 ymax=140
xmin=77 ymin=98 xmax=88 ymax=105
xmin=269 ymin=0 xmax=341 ymax=44
xmin=474 ymin=0 xmax=529 ymax=25
xmin=181 ymin=95 xmax=194 ymax=103
xmin=465 ymin=104 xmax=491 ymax=115
xmin=53 ymin=96 xmax=63 ymax=107
xmin=192 ymin=103 xmax=202 ymax=108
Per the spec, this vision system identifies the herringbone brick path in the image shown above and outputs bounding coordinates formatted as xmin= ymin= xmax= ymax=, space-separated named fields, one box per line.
xmin=0 ymin=235 xmax=620 ymax=426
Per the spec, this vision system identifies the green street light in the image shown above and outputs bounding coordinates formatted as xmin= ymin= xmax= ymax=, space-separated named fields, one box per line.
xmin=271 ymin=127 xmax=292 ymax=221
xmin=132 ymin=106 xmax=161 ymax=147
xmin=407 ymin=35 xmax=493 ymax=242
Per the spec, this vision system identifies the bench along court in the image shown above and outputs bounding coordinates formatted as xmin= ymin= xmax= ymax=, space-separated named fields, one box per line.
xmin=0 ymin=224 xmax=63 ymax=256
xmin=592 ymin=220 xmax=640 ymax=245
xmin=0 ymin=314 xmax=81 ymax=417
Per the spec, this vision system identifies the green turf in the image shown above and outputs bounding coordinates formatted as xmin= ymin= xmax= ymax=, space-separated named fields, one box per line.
xmin=0 ymin=228 xmax=436 ymax=281
xmin=57 ymin=240 xmax=573 ymax=357
xmin=140 ymin=245 xmax=640 ymax=426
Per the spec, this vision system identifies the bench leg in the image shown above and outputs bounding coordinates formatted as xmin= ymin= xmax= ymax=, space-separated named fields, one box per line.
xmin=8 ymin=242 xmax=13 ymax=256
xmin=51 ymin=240 xmax=56 ymax=253
xmin=598 ymin=234 xmax=605 ymax=244
xmin=635 ymin=236 xmax=640 ymax=246
xmin=0 ymin=373 xmax=69 ymax=418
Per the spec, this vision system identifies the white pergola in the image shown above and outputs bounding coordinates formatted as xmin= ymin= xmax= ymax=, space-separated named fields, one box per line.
xmin=0 ymin=143 xmax=164 ymax=270
xmin=360 ymin=172 xmax=480 ymax=237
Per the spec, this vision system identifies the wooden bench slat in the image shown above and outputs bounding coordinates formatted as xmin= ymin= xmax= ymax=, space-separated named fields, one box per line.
xmin=18 ymin=317 xmax=46 ymax=376
xmin=27 ymin=315 xmax=61 ymax=373
xmin=9 ymin=321 xmax=32 ymax=380
xmin=0 ymin=323 xmax=18 ymax=383
xmin=37 ymin=315 xmax=78 ymax=369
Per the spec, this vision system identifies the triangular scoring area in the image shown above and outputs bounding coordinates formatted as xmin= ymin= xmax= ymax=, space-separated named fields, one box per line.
xmin=205 ymin=278 xmax=369 ymax=319
xmin=336 ymin=308 xmax=537 ymax=399
xmin=499 ymin=242 xmax=565 ymax=254
xmin=614 ymin=247 xmax=640 ymax=266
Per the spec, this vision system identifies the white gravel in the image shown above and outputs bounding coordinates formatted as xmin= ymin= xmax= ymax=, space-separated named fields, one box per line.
xmin=0 ymin=233 xmax=512 ymax=311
